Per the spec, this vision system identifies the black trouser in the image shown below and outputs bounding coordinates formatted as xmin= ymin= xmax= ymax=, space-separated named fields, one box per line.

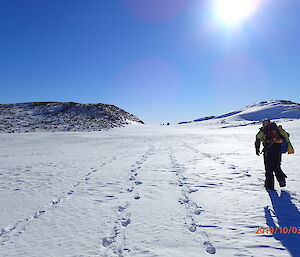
xmin=263 ymin=143 xmax=286 ymax=189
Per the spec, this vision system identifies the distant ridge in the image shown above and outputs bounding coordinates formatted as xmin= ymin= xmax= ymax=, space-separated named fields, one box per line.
xmin=0 ymin=102 xmax=144 ymax=133
xmin=179 ymin=100 xmax=300 ymax=125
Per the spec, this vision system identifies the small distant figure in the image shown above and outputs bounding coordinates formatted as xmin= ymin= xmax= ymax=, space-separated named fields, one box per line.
xmin=167 ymin=122 xmax=170 ymax=126
xmin=255 ymin=118 xmax=294 ymax=190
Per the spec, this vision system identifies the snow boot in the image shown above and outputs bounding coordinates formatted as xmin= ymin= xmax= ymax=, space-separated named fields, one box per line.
xmin=279 ymin=179 xmax=286 ymax=187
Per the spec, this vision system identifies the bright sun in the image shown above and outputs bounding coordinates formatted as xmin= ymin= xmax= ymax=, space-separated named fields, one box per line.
xmin=214 ymin=0 xmax=260 ymax=25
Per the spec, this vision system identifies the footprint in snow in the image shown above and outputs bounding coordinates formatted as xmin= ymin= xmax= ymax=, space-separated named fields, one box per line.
xmin=118 ymin=205 xmax=127 ymax=212
xmin=203 ymin=241 xmax=216 ymax=254
xmin=121 ymin=218 xmax=131 ymax=227
xmin=51 ymin=198 xmax=62 ymax=205
xmin=127 ymin=187 xmax=134 ymax=193
xmin=178 ymin=196 xmax=189 ymax=205
xmin=33 ymin=210 xmax=45 ymax=219
xmin=0 ymin=224 xmax=17 ymax=236
xmin=67 ymin=190 xmax=74 ymax=195
xmin=188 ymin=188 xmax=198 ymax=194
xmin=102 ymin=236 xmax=115 ymax=247
xmin=74 ymin=182 xmax=81 ymax=187
xmin=194 ymin=209 xmax=202 ymax=215
xmin=134 ymin=194 xmax=140 ymax=200
xmin=188 ymin=223 xmax=197 ymax=232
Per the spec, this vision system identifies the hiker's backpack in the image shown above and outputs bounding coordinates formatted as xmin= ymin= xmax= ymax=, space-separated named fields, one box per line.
xmin=262 ymin=122 xmax=282 ymax=143
xmin=277 ymin=125 xmax=292 ymax=154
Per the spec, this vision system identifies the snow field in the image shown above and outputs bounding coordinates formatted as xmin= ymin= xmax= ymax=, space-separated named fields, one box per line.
xmin=0 ymin=122 xmax=299 ymax=257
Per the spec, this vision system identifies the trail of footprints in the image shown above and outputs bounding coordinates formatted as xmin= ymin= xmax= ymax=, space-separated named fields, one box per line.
xmin=101 ymin=203 xmax=131 ymax=257
xmin=101 ymin=145 xmax=155 ymax=256
xmin=1 ymin=141 xmax=253 ymax=254
xmin=173 ymin=143 xmax=258 ymax=254
xmin=183 ymin=142 xmax=253 ymax=182
xmin=169 ymin=149 xmax=216 ymax=255
xmin=0 ymin=157 xmax=118 ymax=246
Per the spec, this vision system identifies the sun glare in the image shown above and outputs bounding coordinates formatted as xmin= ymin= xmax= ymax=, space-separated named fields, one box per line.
xmin=215 ymin=0 xmax=260 ymax=25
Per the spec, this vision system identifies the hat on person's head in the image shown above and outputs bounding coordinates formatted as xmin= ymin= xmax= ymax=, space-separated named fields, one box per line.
xmin=262 ymin=118 xmax=270 ymax=127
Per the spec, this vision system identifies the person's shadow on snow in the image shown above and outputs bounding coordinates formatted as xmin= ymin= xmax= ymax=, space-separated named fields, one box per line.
xmin=264 ymin=190 xmax=300 ymax=257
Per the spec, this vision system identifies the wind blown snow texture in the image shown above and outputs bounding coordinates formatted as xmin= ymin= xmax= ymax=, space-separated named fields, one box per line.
xmin=0 ymin=102 xmax=144 ymax=133
xmin=0 ymin=120 xmax=299 ymax=257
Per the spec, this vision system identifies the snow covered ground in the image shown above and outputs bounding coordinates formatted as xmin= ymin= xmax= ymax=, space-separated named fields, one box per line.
xmin=0 ymin=120 xmax=299 ymax=257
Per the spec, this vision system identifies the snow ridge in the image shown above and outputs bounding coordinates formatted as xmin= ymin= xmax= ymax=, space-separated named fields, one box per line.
xmin=179 ymin=100 xmax=300 ymax=125
xmin=0 ymin=102 xmax=144 ymax=133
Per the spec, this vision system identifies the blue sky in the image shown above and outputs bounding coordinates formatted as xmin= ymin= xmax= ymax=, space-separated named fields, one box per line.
xmin=1 ymin=0 xmax=300 ymax=124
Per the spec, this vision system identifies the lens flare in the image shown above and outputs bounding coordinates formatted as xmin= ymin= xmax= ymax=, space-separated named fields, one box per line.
xmin=215 ymin=0 xmax=260 ymax=25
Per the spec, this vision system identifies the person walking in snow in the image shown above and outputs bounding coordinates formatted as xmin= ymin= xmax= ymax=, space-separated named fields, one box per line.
xmin=255 ymin=119 xmax=294 ymax=190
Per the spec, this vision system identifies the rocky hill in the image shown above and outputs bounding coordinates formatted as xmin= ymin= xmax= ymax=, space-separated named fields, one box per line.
xmin=0 ymin=102 xmax=144 ymax=133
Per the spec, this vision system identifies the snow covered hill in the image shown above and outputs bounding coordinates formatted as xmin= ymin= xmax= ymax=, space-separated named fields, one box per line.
xmin=179 ymin=100 xmax=300 ymax=127
xmin=0 ymin=102 xmax=144 ymax=133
